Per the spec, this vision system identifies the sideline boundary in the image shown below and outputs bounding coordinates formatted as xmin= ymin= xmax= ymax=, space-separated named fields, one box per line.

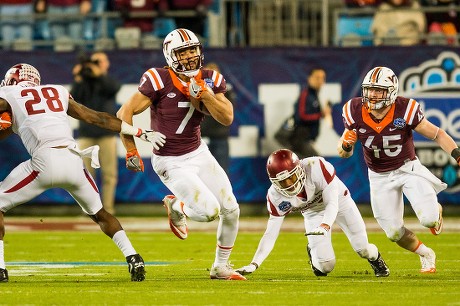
xmin=5 ymin=216 xmax=460 ymax=233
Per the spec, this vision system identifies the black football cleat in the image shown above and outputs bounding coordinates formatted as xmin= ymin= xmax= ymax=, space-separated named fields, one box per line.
xmin=126 ymin=254 xmax=146 ymax=282
xmin=368 ymin=253 xmax=390 ymax=277
xmin=307 ymin=246 xmax=327 ymax=277
xmin=0 ymin=268 xmax=8 ymax=282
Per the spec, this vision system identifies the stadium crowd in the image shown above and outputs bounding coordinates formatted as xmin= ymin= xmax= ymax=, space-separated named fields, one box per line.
xmin=0 ymin=0 xmax=458 ymax=50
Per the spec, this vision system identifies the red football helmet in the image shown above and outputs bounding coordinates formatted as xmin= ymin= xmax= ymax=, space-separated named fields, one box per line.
xmin=1 ymin=63 xmax=41 ymax=87
xmin=266 ymin=149 xmax=305 ymax=197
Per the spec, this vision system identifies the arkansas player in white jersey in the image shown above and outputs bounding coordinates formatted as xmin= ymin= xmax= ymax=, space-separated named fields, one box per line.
xmin=338 ymin=66 xmax=460 ymax=274
xmin=117 ymin=29 xmax=245 ymax=280
xmin=236 ymin=149 xmax=390 ymax=277
xmin=0 ymin=63 xmax=166 ymax=282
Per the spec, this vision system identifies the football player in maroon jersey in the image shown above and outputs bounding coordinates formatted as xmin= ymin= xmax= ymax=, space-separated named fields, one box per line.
xmin=338 ymin=66 xmax=460 ymax=273
xmin=117 ymin=28 xmax=245 ymax=280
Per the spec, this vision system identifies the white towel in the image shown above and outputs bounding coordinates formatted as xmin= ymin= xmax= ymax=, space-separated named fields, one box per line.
xmin=397 ymin=159 xmax=447 ymax=194
xmin=68 ymin=144 xmax=101 ymax=169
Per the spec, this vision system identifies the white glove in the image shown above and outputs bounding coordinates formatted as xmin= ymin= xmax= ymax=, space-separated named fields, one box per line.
xmin=305 ymin=226 xmax=329 ymax=236
xmin=136 ymin=129 xmax=166 ymax=150
xmin=120 ymin=121 xmax=166 ymax=150
xmin=235 ymin=262 xmax=258 ymax=275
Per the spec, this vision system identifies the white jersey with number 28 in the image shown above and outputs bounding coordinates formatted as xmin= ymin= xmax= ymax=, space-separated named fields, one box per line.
xmin=0 ymin=84 xmax=75 ymax=156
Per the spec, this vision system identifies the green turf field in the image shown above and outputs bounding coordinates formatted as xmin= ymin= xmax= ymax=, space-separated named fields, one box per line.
xmin=1 ymin=219 xmax=459 ymax=306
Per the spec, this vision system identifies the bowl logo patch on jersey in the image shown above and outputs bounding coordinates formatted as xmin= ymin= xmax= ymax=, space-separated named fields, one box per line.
xmin=204 ymin=78 xmax=214 ymax=88
xmin=393 ymin=117 xmax=406 ymax=129
xmin=167 ymin=92 xmax=176 ymax=98
xmin=278 ymin=201 xmax=292 ymax=212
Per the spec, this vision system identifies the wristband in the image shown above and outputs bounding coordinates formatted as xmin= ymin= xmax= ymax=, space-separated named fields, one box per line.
xmin=341 ymin=143 xmax=352 ymax=152
xmin=121 ymin=121 xmax=141 ymax=136
xmin=451 ymin=148 xmax=460 ymax=162
xmin=250 ymin=262 xmax=259 ymax=269
xmin=126 ymin=148 xmax=139 ymax=158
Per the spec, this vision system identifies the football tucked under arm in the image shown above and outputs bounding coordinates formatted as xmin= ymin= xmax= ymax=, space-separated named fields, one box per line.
xmin=190 ymin=96 xmax=211 ymax=116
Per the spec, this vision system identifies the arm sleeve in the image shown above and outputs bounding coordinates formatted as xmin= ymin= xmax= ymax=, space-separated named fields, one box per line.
xmin=321 ymin=177 xmax=339 ymax=227
xmin=251 ymin=215 xmax=285 ymax=266
xmin=314 ymin=158 xmax=339 ymax=227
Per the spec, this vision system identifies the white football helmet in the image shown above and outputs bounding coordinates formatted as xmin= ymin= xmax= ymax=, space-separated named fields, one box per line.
xmin=1 ymin=63 xmax=41 ymax=87
xmin=266 ymin=149 xmax=305 ymax=197
xmin=163 ymin=28 xmax=203 ymax=78
xmin=361 ymin=66 xmax=398 ymax=110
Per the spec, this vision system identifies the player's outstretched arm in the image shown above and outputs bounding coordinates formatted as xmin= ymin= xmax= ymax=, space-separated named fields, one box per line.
xmin=68 ymin=98 xmax=123 ymax=132
xmin=415 ymin=118 xmax=460 ymax=165
xmin=235 ymin=263 xmax=258 ymax=275
xmin=68 ymin=99 xmax=165 ymax=148
xmin=235 ymin=214 xmax=285 ymax=275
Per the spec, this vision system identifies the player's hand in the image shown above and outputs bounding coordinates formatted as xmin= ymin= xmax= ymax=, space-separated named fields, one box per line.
xmin=235 ymin=263 xmax=258 ymax=275
xmin=0 ymin=111 xmax=12 ymax=130
xmin=188 ymin=77 xmax=206 ymax=99
xmin=126 ymin=149 xmax=144 ymax=172
xmin=342 ymin=129 xmax=357 ymax=148
xmin=305 ymin=226 xmax=329 ymax=236
xmin=136 ymin=129 xmax=166 ymax=150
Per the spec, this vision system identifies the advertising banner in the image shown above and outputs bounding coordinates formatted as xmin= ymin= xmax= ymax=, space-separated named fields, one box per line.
xmin=0 ymin=47 xmax=458 ymax=204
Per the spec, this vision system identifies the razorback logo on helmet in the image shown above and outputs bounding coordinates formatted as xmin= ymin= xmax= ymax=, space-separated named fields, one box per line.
xmin=1 ymin=63 xmax=41 ymax=87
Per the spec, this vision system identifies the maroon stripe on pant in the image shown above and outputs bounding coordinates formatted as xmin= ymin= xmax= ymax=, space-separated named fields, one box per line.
xmin=5 ymin=170 xmax=39 ymax=193
xmin=83 ymin=168 xmax=99 ymax=193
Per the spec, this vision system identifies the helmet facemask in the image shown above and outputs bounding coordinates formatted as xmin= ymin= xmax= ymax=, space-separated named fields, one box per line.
xmin=362 ymin=85 xmax=395 ymax=111
xmin=269 ymin=164 xmax=306 ymax=197
xmin=171 ymin=45 xmax=203 ymax=77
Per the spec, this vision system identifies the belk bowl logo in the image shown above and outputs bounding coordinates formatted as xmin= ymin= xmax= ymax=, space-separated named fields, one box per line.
xmin=278 ymin=201 xmax=292 ymax=212
xmin=393 ymin=118 xmax=406 ymax=129
xmin=204 ymin=78 xmax=214 ymax=88
xmin=399 ymin=51 xmax=460 ymax=96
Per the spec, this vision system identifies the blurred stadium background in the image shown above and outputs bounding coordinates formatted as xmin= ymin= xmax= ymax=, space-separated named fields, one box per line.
xmin=1 ymin=0 xmax=460 ymax=216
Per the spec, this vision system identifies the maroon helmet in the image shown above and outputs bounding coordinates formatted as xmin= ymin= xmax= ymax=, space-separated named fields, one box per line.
xmin=266 ymin=149 xmax=305 ymax=197
xmin=1 ymin=63 xmax=41 ymax=87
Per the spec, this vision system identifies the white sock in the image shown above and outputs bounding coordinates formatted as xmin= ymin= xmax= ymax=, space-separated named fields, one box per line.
xmin=112 ymin=230 xmax=136 ymax=257
xmin=213 ymin=209 xmax=239 ymax=267
xmin=0 ymin=241 xmax=5 ymax=269
xmin=414 ymin=242 xmax=430 ymax=256
xmin=366 ymin=243 xmax=379 ymax=261
xmin=214 ymin=245 xmax=232 ymax=267
xmin=171 ymin=200 xmax=184 ymax=214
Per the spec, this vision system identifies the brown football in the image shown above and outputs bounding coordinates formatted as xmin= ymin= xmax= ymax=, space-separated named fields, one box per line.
xmin=190 ymin=97 xmax=211 ymax=116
